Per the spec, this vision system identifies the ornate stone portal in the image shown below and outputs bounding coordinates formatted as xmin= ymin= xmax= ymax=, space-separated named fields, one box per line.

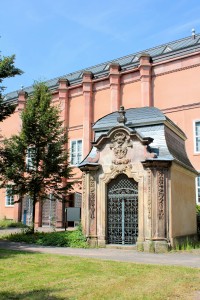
xmin=79 ymin=107 xmax=197 ymax=252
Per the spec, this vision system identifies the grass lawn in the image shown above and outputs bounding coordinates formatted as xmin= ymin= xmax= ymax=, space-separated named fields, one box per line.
xmin=0 ymin=250 xmax=199 ymax=300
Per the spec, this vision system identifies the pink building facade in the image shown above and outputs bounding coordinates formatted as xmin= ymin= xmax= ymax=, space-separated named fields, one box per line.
xmin=1 ymin=33 xmax=200 ymax=228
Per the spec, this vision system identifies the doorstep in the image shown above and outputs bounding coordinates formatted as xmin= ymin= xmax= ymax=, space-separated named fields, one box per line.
xmin=106 ymin=244 xmax=137 ymax=250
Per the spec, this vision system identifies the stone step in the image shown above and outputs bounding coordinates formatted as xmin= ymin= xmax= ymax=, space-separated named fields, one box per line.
xmin=106 ymin=244 xmax=137 ymax=250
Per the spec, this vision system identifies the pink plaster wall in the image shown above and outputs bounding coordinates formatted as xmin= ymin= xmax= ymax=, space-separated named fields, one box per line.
xmin=1 ymin=49 xmax=200 ymax=221
xmin=153 ymin=66 xmax=200 ymax=109
xmin=93 ymin=88 xmax=111 ymax=121
xmin=165 ymin=107 xmax=200 ymax=170
xmin=68 ymin=95 xmax=84 ymax=127
xmin=121 ymin=81 xmax=141 ymax=108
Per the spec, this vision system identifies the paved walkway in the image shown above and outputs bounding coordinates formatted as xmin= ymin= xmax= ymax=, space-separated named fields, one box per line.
xmin=0 ymin=239 xmax=200 ymax=268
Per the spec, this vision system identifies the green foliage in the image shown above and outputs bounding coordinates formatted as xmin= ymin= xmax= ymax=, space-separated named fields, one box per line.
xmin=0 ymin=219 xmax=26 ymax=229
xmin=0 ymin=82 xmax=72 ymax=230
xmin=5 ymin=227 xmax=88 ymax=248
xmin=0 ymin=54 xmax=23 ymax=121
xmin=67 ymin=225 xmax=88 ymax=248
xmin=196 ymin=204 xmax=200 ymax=215
xmin=173 ymin=238 xmax=200 ymax=251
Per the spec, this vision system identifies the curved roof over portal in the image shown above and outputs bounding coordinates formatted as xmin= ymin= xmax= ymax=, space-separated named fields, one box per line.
xmin=79 ymin=107 xmax=196 ymax=173
xmin=93 ymin=107 xmax=165 ymax=131
xmin=93 ymin=107 xmax=185 ymax=137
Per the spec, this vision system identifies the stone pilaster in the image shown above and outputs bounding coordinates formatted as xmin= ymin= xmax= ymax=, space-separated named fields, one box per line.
xmin=142 ymin=161 xmax=170 ymax=252
xmin=58 ymin=78 xmax=69 ymax=129
xmin=58 ymin=79 xmax=70 ymax=227
xmin=88 ymin=172 xmax=97 ymax=245
xmin=82 ymin=71 xmax=93 ymax=157
xmin=81 ymin=172 xmax=87 ymax=233
xmin=109 ymin=63 xmax=121 ymax=112
xmin=139 ymin=53 xmax=152 ymax=107
xmin=17 ymin=90 xmax=27 ymax=129
xmin=35 ymin=201 xmax=42 ymax=228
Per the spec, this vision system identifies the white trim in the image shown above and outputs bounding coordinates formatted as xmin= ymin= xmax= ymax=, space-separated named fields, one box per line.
xmin=5 ymin=185 xmax=14 ymax=207
xmin=193 ymin=120 xmax=200 ymax=154
xmin=26 ymin=146 xmax=36 ymax=170
xmin=70 ymin=139 xmax=83 ymax=166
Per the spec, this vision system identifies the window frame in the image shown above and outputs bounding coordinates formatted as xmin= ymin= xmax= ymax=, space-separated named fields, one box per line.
xmin=5 ymin=185 xmax=14 ymax=207
xmin=193 ymin=120 xmax=200 ymax=154
xmin=26 ymin=146 xmax=36 ymax=171
xmin=70 ymin=139 xmax=83 ymax=166
xmin=196 ymin=173 xmax=200 ymax=204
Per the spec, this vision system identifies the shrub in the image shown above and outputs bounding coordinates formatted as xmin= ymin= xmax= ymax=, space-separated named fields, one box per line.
xmin=4 ymin=226 xmax=88 ymax=248
xmin=0 ymin=219 xmax=27 ymax=229
xmin=196 ymin=204 xmax=200 ymax=215
xmin=67 ymin=225 xmax=88 ymax=248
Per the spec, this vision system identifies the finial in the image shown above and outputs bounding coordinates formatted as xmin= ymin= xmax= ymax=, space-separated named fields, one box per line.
xmin=192 ymin=28 xmax=196 ymax=39
xmin=117 ymin=106 xmax=127 ymax=125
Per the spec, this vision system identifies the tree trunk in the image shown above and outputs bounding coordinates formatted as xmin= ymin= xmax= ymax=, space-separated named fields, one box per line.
xmin=30 ymin=191 xmax=36 ymax=234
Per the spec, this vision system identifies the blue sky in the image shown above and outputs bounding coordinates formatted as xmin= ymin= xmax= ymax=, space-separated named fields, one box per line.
xmin=1 ymin=0 xmax=200 ymax=93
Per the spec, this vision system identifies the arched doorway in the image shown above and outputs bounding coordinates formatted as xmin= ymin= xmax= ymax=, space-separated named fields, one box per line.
xmin=107 ymin=174 xmax=138 ymax=245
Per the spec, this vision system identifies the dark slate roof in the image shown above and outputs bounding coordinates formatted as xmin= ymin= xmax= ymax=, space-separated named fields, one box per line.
xmin=5 ymin=33 xmax=200 ymax=102
xmin=93 ymin=107 xmax=166 ymax=131
xmin=80 ymin=107 xmax=196 ymax=173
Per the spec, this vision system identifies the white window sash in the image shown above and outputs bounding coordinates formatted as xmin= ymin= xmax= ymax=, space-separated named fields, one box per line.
xmin=26 ymin=147 xmax=36 ymax=170
xmin=5 ymin=186 xmax=14 ymax=206
xmin=70 ymin=140 xmax=83 ymax=166
xmin=194 ymin=121 xmax=200 ymax=153
xmin=196 ymin=174 xmax=200 ymax=204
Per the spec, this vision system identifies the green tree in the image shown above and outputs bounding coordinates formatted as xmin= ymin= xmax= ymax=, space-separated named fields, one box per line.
xmin=0 ymin=54 xmax=23 ymax=121
xmin=0 ymin=82 xmax=72 ymax=232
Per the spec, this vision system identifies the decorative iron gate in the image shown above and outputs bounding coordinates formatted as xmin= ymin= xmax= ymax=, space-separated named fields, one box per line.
xmin=107 ymin=174 xmax=138 ymax=245
xmin=42 ymin=194 xmax=56 ymax=227
xmin=22 ymin=195 xmax=33 ymax=226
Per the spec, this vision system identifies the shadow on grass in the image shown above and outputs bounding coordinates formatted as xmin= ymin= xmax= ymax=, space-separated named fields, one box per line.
xmin=0 ymin=248 xmax=38 ymax=259
xmin=0 ymin=289 xmax=68 ymax=300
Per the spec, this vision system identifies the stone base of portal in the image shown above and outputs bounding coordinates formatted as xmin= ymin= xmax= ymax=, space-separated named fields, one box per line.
xmin=87 ymin=236 xmax=98 ymax=247
xmin=137 ymin=240 xmax=169 ymax=253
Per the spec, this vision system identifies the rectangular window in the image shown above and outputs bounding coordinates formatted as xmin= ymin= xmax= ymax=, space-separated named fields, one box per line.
xmin=194 ymin=121 xmax=200 ymax=152
xmin=70 ymin=140 xmax=82 ymax=165
xmin=196 ymin=176 xmax=200 ymax=204
xmin=5 ymin=185 xmax=14 ymax=206
xmin=26 ymin=147 xmax=36 ymax=170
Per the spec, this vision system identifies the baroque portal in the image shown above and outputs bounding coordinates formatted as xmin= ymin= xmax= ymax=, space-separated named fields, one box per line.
xmin=79 ymin=106 xmax=197 ymax=252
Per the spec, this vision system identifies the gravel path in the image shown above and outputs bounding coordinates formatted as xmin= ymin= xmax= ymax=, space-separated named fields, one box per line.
xmin=0 ymin=239 xmax=199 ymax=268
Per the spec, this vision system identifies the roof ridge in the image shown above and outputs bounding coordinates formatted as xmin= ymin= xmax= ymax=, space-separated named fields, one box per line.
xmin=60 ymin=34 xmax=200 ymax=76
xmin=5 ymin=34 xmax=200 ymax=99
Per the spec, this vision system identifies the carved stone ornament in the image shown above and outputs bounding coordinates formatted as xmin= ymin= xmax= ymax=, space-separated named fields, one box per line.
xmin=110 ymin=163 xmax=132 ymax=173
xmin=147 ymin=170 xmax=151 ymax=219
xmin=117 ymin=106 xmax=127 ymax=125
xmin=110 ymin=131 xmax=133 ymax=165
xmin=157 ymin=170 xmax=165 ymax=219
xmin=82 ymin=173 xmax=86 ymax=209
xmin=89 ymin=174 xmax=96 ymax=219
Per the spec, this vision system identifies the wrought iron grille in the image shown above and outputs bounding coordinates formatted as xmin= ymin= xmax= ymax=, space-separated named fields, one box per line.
xmin=107 ymin=174 xmax=138 ymax=245
xmin=42 ymin=197 xmax=56 ymax=227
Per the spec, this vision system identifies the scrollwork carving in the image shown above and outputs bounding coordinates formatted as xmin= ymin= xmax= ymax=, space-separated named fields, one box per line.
xmin=110 ymin=131 xmax=132 ymax=165
xmin=82 ymin=173 xmax=86 ymax=209
xmin=89 ymin=174 xmax=96 ymax=219
xmin=147 ymin=170 xmax=151 ymax=219
xmin=157 ymin=169 xmax=165 ymax=219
